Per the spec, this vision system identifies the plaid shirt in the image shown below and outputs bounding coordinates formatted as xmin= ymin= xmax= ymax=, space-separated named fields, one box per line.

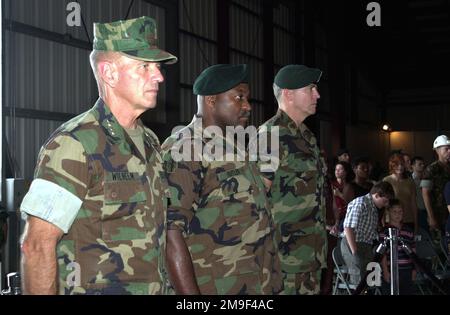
xmin=343 ymin=193 xmax=379 ymax=244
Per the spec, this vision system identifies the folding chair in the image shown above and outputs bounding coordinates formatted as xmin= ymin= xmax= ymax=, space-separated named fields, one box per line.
xmin=415 ymin=228 xmax=450 ymax=293
xmin=332 ymin=241 xmax=356 ymax=295
xmin=417 ymin=228 xmax=450 ymax=279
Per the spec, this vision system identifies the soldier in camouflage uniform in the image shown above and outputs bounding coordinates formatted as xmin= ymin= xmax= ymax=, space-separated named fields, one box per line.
xmin=162 ymin=64 xmax=282 ymax=295
xmin=19 ymin=16 xmax=177 ymax=295
xmin=421 ymin=135 xmax=450 ymax=244
xmin=256 ymin=65 xmax=327 ymax=295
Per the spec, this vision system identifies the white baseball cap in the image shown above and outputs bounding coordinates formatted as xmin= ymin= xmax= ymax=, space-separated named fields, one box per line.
xmin=433 ymin=135 xmax=450 ymax=149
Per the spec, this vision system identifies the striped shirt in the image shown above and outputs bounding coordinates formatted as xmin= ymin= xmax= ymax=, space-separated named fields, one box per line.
xmin=343 ymin=193 xmax=379 ymax=244
xmin=379 ymin=225 xmax=415 ymax=269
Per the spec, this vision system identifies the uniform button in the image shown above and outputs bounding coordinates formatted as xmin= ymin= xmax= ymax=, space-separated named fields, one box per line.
xmin=111 ymin=191 xmax=117 ymax=198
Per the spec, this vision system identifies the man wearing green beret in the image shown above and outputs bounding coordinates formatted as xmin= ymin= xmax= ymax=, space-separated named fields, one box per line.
xmin=20 ymin=16 xmax=177 ymax=294
xmin=161 ymin=64 xmax=282 ymax=294
xmin=256 ymin=65 xmax=327 ymax=295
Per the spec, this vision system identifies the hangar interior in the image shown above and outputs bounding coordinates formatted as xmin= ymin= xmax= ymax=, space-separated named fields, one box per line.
xmin=0 ymin=0 xmax=449 ymax=291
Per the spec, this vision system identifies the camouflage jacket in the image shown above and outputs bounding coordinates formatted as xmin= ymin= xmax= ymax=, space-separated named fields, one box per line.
xmin=257 ymin=109 xmax=327 ymax=274
xmin=161 ymin=116 xmax=282 ymax=295
xmin=30 ymin=99 xmax=168 ymax=294
xmin=422 ymin=160 xmax=450 ymax=226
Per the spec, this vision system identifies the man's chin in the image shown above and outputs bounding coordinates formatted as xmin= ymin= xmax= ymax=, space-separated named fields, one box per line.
xmin=142 ymin=99 xmax=158 ymax=109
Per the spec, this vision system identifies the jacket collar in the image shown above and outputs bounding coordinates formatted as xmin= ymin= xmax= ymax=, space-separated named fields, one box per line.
xmin=277 ymin=109 xmax=317 ymax=146
xmin=92 ymin=98 xmax=160 ymax=162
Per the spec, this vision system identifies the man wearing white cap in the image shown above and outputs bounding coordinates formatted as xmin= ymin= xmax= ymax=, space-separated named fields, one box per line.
xmin=420 ymin=135 xmax=450 ymax=239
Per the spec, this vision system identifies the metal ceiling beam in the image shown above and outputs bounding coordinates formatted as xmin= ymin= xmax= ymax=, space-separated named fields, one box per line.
xmin=4 ymin=19 xmax=91 ymax=50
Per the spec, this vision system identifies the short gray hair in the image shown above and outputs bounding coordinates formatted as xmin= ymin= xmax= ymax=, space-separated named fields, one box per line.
xmin=89 ymin=50 xmax=120 ymax=80
xmin=273 ymin=83 xmax=282 ymax=103
xmin=89 ymin=50 xmax=121 ymax=97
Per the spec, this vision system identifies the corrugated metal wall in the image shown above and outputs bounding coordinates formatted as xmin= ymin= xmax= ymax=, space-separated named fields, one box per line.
xmin=5 ymin=31 xmax=95 ymax=114
xmin=178 ymin=0 xmax=217 ymax=124
xmin=230 ymin=0 xmax=264 ymax=126
xmin=4 ymin=0 xmax=170 ymax=179
xmin=273 ymin=3 xmax=300 ymax=66
xmin=4 ymin=118 xmax=60 ymax=179
xmin=230 ymin=5 xmax=263 ymax=58
xmin=233 ymin=0 xmax=262 ymax=15
xmin=179 ymin=0 xmax=217 ymax=39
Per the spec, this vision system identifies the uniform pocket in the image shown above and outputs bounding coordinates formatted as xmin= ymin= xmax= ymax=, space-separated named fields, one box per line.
xmin=104 ymin=178 xmax=147 ymax=207
xmin=102 ymin=175 xmax=148 ymax=241
xmin=288 ymin=153 xmax=318 ymax=197
xmin=214 ymin=168 xmax=259 ymax=243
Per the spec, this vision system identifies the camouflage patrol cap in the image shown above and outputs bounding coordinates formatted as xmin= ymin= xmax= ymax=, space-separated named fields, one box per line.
xmin=193 ymin=64 xmax=248 ymax=95
xmin=274 ymin=64 xmax=322 ymax=89
xmin=93 ymin=16 xmax=177 ymax=64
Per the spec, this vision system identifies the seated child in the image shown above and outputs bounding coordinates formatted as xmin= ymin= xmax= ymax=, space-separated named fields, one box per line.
xmin=379 ymin=199 xmax=416 ymax=295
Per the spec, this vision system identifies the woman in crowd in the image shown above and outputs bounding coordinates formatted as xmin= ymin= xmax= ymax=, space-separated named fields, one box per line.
xmin=330 ymin=161 xmax=355 ymax=235
xmin=382 ymin=153 xmax=418 ymax=233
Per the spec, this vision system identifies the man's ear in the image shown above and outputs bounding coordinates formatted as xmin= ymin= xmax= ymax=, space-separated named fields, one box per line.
xmin=282 ymin=89 xmax=293 ymax=103
xmin=98 ymin=61 xmax=119 ymax=88
xmin=205 ymin=95 xmax=217 ymax=110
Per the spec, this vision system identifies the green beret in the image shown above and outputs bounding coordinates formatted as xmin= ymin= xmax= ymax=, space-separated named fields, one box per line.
xmin=274 ymin=64 xmax=322 ymax=89
xmin=193 ymin=64 xmax=249 ymax=95
xmin=93 ymin=16 xmax=177 ymax=64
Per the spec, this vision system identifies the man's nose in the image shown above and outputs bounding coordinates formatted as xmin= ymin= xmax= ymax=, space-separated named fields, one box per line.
xmin=314 ymin=89 xmax=321 ymax=99
xmin=151 ymin=65 xmax=164 ymax=83
xmin=242 ymin=99 xmax=252 ymax=112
